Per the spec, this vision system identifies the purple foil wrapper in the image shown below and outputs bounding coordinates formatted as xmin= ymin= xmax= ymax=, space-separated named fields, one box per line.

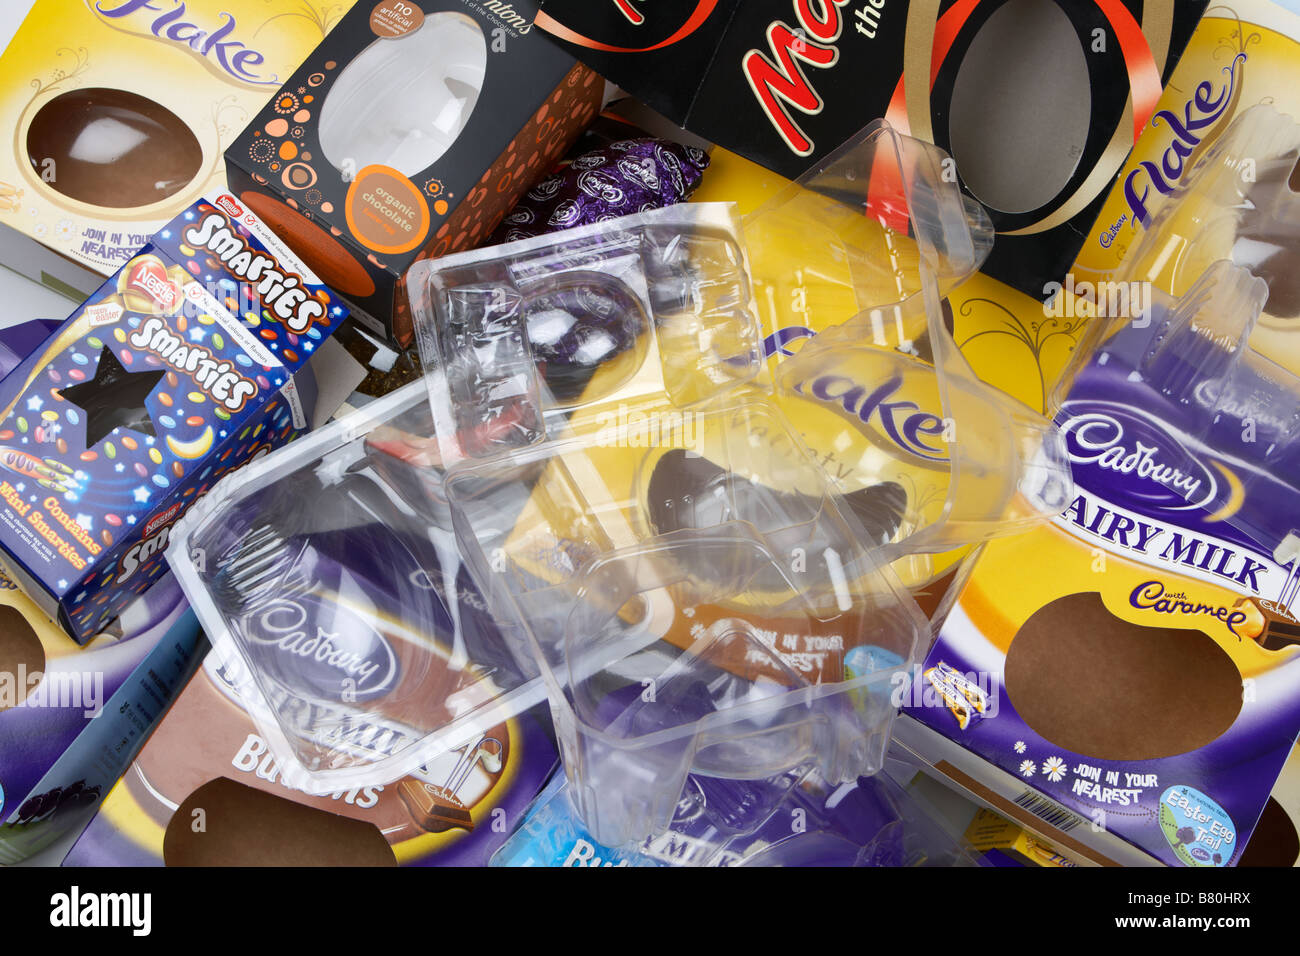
xmin=491 ymin=138 xmax=709 ymax=244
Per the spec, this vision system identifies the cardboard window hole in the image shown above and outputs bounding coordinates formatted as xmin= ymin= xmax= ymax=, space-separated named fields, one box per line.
xmin=947 ymin=0 xmax=1090 ymax=216
xmin=163 ymin=778 xmax=397 ymax=867
xmin=0 ymin=605 xmax=44 ymax=712
xmin=26 ymin=88 xmax=202 ymax=210
xmin=317 ymin=13 xmax=487 ymax=178
xmin=1004 ymin=593 xmax=1242 ymax=762
xmin=1238 ymin=797 xmax=1299 ymax=867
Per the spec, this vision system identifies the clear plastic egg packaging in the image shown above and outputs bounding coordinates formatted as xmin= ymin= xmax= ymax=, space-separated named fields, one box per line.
xmin=739 ymin=121 xmax=1074 ymax=588
xmin=167 ymin=382 xmax=550 ymax=796
xmin=409 ymin=199 xmax=968 ymax=849
xmin=166 ymin=126 xmax=1075 ymax=848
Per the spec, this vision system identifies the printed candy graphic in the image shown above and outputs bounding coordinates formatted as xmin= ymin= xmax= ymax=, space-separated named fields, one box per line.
xmin=924 ymin=661 xmax=989 ymax=730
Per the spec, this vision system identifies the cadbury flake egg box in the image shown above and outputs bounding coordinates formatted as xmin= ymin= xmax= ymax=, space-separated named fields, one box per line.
xmin=0 ymin=0 xmax=358 ymax=300
xmin=0 ymin=192 xmax=349 ymax=644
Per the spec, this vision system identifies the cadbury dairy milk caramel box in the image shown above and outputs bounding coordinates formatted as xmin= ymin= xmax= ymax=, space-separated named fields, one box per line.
xmin=904 ymin=302 xmax=1300 ymax=867
xmin=0 ymin=192 xmax=349 ymax=642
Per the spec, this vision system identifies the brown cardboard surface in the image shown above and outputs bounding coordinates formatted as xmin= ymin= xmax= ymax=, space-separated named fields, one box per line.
xmin=1004 ymin=592 xmax=1242 ymax=761
xmin=0 ymin=604 xmax=42 ymax=711
xmin=163 ymin=778 xmax=396 ymax=867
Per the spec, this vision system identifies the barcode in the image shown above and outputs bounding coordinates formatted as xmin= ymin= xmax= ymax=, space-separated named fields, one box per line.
xmin=1013 ymin=788 xmax=1082 ymax=832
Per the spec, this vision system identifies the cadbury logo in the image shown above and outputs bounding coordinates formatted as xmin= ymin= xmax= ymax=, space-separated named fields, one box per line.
xmin=742 ymin=0 xmax=853 ymax=157
xmin=1123 ymin=53 xmax=1245 ymax=227
xmin=795 ymin=373 xmax=949 ymax=462
xmin=245 ymin=598 xmax=399 ymax=699
xmin=1059 ymin=412 xmax=1214 ymax=507
xmin=93 ymin=0 xmax=277 ymax=86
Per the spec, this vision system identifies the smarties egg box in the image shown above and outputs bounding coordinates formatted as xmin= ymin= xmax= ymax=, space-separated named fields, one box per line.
xmin=0 ymin=0 xmax=360 ymax=301
xmin=223 ymin=0 xmax=604 ymax=349
xmin=0 ymin=192 xmax=350 ymax=644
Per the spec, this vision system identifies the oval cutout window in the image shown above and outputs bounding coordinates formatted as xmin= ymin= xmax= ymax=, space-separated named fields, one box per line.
xmin=26 ymin=88 xmax=202 ymax=209
xmin=318 ymin=13 xmax=487 ymax=178
xmin=1004 ymin=592 xmax=1242 ymax=761
xmin=0 ymin=605 xmax=44 ymax=712
xmin=948 ymin=0 xmax=1091 ymax=215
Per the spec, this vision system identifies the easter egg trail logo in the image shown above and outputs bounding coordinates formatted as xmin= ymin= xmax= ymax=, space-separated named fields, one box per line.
xmin=1159 ymin=784 xmax=1235 ymax=866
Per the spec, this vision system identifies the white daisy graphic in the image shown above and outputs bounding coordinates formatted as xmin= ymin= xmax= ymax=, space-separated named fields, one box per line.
xmin=1019 ymin=759 xmax=1037 ymax=778
xmin=56 ymin=219 xmax=75 ymax=241
xmin=33 ymin=222 xmax=46 ymax=237
xmin=1042 ymin=756 xmax=1067 ymax=782
xmin=1014 ymin=741 xmax=1026 ymax=754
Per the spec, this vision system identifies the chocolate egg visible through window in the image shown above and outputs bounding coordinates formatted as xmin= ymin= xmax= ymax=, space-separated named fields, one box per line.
xmin=26 ymin=88 xmax=202 ymax=209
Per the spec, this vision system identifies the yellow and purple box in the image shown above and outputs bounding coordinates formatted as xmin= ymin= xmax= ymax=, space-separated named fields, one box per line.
xmin=0 ymin=191 xmax=349 ymax=643
xmin=0 ymin=0 xmax=357 ymax=300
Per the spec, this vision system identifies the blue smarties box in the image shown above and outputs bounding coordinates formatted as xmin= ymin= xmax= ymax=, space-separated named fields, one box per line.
xmin=0 ymin=192 xmax=349 ymax=643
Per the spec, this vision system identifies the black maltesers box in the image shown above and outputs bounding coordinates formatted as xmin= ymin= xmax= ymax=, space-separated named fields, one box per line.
xmin=226 ymin=0 xmax=603 ymax=347
xmin=535 ymin=0 xmax=1206 ymax=299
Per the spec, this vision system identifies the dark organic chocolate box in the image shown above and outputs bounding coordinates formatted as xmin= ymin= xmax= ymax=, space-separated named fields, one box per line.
xmin=535 ymin=0 xmax=1206 ymax=298
xmin=225 ymin=0 xmax=604 ymax=347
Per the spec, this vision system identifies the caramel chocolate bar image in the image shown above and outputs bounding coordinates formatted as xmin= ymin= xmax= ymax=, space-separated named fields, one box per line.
xmin=398 ymin=780 xmax=473 ymax=833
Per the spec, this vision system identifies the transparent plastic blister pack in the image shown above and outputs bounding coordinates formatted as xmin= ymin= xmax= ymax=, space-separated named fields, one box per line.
xmin=741 ymin=121 xmax=1072 ymax=586
xmin=411 ymin=203 xmax=765 ymax=465
xmin=1057 ymin=106 xmax=1300 ymax=575
xmin=411 ymin=203 xmax=929 ymax=847
xmin=167 ymin=382 xmax=546 ymax=794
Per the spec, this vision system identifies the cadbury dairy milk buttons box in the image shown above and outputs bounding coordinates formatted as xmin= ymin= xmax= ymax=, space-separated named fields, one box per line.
xmin=63 ymin=649 xmax=559 ymax=867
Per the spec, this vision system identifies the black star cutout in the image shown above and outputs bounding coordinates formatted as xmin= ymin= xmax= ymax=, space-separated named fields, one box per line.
xmin=58 ymin=346 xmax=166 ymax=448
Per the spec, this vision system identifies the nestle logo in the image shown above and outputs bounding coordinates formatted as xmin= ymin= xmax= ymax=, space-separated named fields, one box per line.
xmin=216 ymin=195 xmax=243 ymax=218
xmin=145 ymin=502 xmax=182 ymax=536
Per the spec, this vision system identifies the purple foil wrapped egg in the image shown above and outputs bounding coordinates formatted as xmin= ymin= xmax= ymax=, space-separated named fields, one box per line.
xmin=524 ymin=276 xmax=645 ymax=402
xmin=490 ymin=138 xmax=709 ymax=246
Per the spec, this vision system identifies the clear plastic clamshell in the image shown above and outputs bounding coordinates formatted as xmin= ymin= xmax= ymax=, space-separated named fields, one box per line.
xmin=412 ymin=202 xmax=928 ymax=846
xmin=1055 ymin=106 xmax=1300 ymax=584
xmin=743 ymin=121 xmax=1072 ymax=585
xmin=167 ymin=382 xmax=546 ymax=794
xmin=166 ymin=124 xmax=1075 ymax=818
